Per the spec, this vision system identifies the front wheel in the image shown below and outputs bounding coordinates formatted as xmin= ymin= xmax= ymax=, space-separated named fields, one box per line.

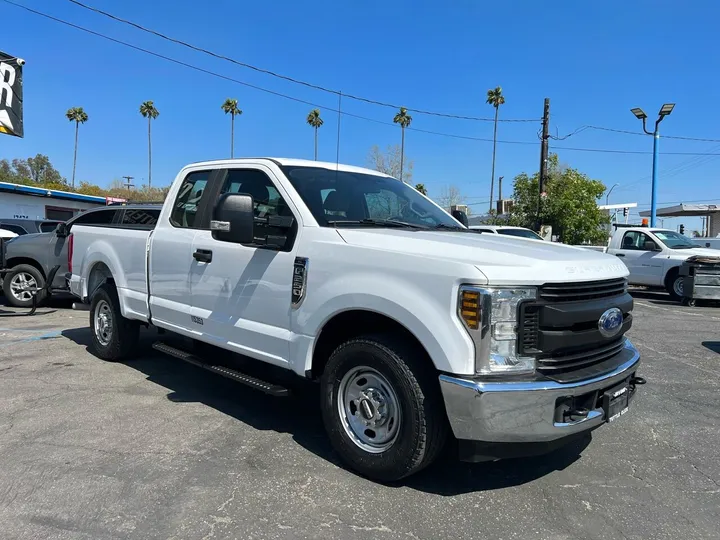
xmin=89 ymin=283 xmax=140 ymax=361
xmin=320 ymin=335 xmax=448 ymax=482
xmin=665 ymin=271 xmax=684 ymax=301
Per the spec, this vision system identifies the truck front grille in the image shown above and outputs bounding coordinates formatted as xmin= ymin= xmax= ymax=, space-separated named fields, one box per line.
xmin=538 ymin=278 xmax=627 ymax=303
xmin=519 ymin=278 xmax=632 ymax=383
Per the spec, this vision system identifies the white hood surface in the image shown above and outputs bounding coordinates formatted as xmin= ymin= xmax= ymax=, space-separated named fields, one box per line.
xmin=336 ymin=229 xmax=629 ymax=285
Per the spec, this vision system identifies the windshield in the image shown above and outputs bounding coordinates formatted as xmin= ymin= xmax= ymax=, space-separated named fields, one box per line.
xmin=653 ymin=230 xmax=696 ymax=249
xmin=497 ymin=228 xmax=543 ymax=240
xmin=281 ymin=166 xmax=463 ymax=229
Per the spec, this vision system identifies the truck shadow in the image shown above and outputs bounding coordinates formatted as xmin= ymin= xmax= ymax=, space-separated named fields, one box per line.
xmin=629 ymin=290 xmax=678 ymax=306
xmin=702 ymin=341 xmax=720 ymax=354
xmin=62 ymin=326 xmax=589 ymax=495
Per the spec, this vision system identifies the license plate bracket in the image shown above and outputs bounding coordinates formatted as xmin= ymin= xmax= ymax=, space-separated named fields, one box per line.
xmin=603 ymin=380 xmax=630 ymax=423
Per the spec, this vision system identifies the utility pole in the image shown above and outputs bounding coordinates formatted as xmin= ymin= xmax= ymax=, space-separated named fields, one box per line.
xmin=122 ymin=175 xmax=134 ymax=192
xmin=537 ymin=98 xmax=550 ymax=230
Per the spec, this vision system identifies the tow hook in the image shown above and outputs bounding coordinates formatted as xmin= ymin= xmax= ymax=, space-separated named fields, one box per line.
xmin=630 ymin=376 xmax=647 ymax=387
xmin=563 ymin=407 xmax=590 ymax=422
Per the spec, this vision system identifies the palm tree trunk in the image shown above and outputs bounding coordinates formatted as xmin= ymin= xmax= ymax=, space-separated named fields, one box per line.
xmin=72 ymin=121 xmax=79 ymax=189
xmin=399 ymin=127 xmax=405 ymax=183
xmin=489 ymin=106 xmax=499 ymax=213
xmin=148 ymin=117 xmax=152 ymax=188
xmin=230 ymin=115 xmax=235 ymax=159
xmin=314 ymin=126 xmax=318 ymax=160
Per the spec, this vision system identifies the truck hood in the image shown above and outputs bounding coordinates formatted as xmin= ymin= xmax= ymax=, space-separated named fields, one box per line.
xmin=667 ymin=247 xmax=720 ymax=259
xmin=336 ymin=229 xmax=628 ymax=285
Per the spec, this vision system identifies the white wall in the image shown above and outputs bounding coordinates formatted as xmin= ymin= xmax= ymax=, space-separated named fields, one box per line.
xmin=0 ymin=192 xmax=103 ymax=220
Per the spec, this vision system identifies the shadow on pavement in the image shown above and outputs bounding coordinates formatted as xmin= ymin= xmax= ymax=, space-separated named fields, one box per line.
xmin=61 ymin=325 xmax=586 ymax=495
xmin=702 ymin=341 xmax=720 ymax=354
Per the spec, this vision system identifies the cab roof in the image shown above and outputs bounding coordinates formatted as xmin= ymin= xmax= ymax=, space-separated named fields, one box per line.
xmin=184 ymin=158 xmax=395 ymax=179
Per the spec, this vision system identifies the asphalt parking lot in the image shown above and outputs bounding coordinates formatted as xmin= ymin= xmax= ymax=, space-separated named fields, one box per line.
xmin=1 ymin=293 xmax=719 ymax=540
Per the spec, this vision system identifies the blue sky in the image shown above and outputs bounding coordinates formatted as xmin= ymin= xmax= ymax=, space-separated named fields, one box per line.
xmin=2 ymin=0 xmax=719 ymax=232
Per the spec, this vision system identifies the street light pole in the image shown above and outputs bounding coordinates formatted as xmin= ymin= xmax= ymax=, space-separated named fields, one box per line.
xmin=630 ymin=103 xmax=675 ymax=227
xmin=606 ymin=183 xmax=619 ymax=205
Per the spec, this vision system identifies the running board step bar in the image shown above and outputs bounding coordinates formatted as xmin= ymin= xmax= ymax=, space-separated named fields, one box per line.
xmin=152 ymin=342 xmax=289 ymax=397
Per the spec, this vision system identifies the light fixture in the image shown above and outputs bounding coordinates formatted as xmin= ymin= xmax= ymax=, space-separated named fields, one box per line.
xmin=630 ymin=107 xmax=647 ymax=120
xmin=659 ymin=103 xmax=675 ymax=117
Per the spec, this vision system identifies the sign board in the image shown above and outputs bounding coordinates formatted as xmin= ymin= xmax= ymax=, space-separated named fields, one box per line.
xmin=0 ymin=51 xmax=24 ymax=138
xmin=105 ymin=196 xmax=127 ymax=205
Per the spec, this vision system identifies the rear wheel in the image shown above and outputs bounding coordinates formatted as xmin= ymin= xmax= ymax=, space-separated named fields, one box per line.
xmin=89 ymin=283 xmax=139 ymax=361
xmin=2 ymin=264 xmax=45 ymax=308
xmin=320 ymin=334 xmax=448 ymax=482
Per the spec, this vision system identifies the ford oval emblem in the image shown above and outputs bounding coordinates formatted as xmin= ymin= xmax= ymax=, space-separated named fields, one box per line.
xmin=598 ymin=308 xmax=623 ymax=338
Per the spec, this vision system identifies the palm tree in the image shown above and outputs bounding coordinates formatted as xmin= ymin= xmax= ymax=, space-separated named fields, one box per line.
xmin=415 ymin=183 xmax=427 ymax=196
xmin=221 ymin=98 xmax=243 ymax=158
xmin=393 ymin=107 xmax=413 ymax=183
xmin=306 ymin=109 xmax=324 ymax=160
xmin=486 ymin=86 xmax=505 ymax=213
xmin=139 ymin=101 xmax=160 ymax=188
xmin=65 ymin=107 xmax=89 ymax=189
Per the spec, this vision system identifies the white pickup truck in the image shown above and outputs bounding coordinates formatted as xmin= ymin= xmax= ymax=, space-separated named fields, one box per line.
xmin=602 ymin=225 xmax=720 ymax=300
xmin=68 ymin=158 xmax=644 ymax=481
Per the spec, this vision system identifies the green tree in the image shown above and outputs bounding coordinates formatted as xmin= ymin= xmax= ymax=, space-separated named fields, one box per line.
xmin=508 ymin=154 xmax=609 ymax=244
xmin=0 ymin=155 xmax=66 ymax=188
xmin=486 ymin=86 xmax=505 ymax=213
xmin=139 ymin=100 xmax=160 ymax=188
xmin=393 ymin=107 xmax=413 ymax=183
xmin=306 ymin=109 xmax=324 ymax=160
xmin=65 ymin=107 xmax=89 ymax=189
xmin=414 ymin=183 xmax=427 ymax=196
xmin=221 ymin=98 xmax=243 ymax=158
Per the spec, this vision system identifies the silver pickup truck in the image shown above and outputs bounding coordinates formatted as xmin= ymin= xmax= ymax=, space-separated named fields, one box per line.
xmin=1 ymin=205 xmax=160 ymax=307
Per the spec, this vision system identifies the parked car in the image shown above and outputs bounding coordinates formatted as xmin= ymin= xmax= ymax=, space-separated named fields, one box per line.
xmin=0 ymin=228 xmax=18 ymax=239
xmin=68 ymin=158 xmax=643 ymax=482
xmin=1 ymin=205 xmax=160 ymax=307
xmin=469 ymin=224 xmax=544 ymax=240
xmin=0 ymin=218 xmax=63 ymax=236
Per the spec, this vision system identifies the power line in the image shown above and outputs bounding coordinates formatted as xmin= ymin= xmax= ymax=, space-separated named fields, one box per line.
xmin=62 ymin=0 xmax=538 ymax=123
xmin=560 ymin=125 xmax=720 ymax=143
xmin=3 ymin=1 xmax=545 ymax=146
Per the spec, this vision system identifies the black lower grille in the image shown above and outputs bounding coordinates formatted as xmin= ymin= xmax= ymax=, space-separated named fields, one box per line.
xmin=537 ymin=339 xmax=626 ymax=383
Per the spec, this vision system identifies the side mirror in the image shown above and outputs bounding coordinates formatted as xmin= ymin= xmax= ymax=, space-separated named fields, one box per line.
xmin=211 ymin=193 xmax=255 ymax=244
xmin=55 ymin=222 xmax=69 ymax=238
xmin=451 ymin=209 xmax=469 ymax=227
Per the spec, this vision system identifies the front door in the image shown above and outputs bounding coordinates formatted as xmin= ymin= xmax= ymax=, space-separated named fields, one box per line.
xmin=615 ymin=230 xmax=664 ymax=285
xmin=188 ymin=165 xmax=301 ymax=368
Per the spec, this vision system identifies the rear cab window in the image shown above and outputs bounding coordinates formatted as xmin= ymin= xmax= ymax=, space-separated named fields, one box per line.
xmin=121 ymin=208 xmax=160 ymax=229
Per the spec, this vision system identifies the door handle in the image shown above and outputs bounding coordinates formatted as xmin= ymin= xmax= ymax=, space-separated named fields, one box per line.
xmin=615 ymin=253 xmax=625 ymax=257
xmin=193 ymin=249 xmax=212 ymax=263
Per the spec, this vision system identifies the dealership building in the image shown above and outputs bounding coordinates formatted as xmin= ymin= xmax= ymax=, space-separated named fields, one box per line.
xmin=0 ymin=181 xmax=113 ymax=221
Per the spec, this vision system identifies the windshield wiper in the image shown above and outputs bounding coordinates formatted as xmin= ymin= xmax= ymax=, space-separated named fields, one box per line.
xmin=327 ymin=219 xmax=428 ymax=229
xmin=433 ymin=223 xmax=473 ymax=232
xmin=672 ymin=245 xmax=696 ymax=249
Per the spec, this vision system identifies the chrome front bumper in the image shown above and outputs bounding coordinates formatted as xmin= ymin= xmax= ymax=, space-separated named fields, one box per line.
xmin=439 ymin=339 xmax=641 ymax=443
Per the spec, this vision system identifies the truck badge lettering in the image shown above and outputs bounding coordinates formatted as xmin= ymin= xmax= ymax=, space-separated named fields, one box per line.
xmin=191 ymin=315 xmax=204 ymax=325
xmin=292 ymin=257 xmax=309 ymax=307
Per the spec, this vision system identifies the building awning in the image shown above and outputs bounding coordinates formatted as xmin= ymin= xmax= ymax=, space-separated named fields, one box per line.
xmin=639 ymin=203 xmax=720 ymax=218
xmin=0 ymin=181 xmax=107 ymax=204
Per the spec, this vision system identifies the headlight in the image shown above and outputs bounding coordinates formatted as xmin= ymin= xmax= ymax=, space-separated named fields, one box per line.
xmin=458 ymin=285 xmax=537 ymax=375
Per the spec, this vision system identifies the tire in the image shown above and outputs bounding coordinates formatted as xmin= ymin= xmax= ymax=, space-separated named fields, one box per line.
xmin=665 ymin=270 xmax=684 ymax=302
xmin=2 ymin=264 xmax=45 ymax=308
xmin=320 ymin=334 xmax=448 ymax=482
xmin=89 ymin=283 xmax=140 ymax=361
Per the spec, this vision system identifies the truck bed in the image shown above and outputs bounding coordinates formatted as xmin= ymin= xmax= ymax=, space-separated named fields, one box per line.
xmin=69 ymin=225 xmax=152 ymax=322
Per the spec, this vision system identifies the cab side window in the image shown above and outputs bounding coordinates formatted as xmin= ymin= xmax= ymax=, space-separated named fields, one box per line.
xmin=219 ymin=169 xmax=295 ymax=248
xmin=170 ymin=171 xmax=211 ymax=229
xmin=71 ymin=209 xmax=118 ymax=226
xmin=622 ymin=231 xmax=656 ymax=251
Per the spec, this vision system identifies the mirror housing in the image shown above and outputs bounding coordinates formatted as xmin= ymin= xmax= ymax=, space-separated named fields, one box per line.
xmin=451 ymin=209 xmax=469 ymax=227
xmin=211 ymin=193 xmax=255 ymax=244
xmin=55 ymin=222 xmax=69 ymax=238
